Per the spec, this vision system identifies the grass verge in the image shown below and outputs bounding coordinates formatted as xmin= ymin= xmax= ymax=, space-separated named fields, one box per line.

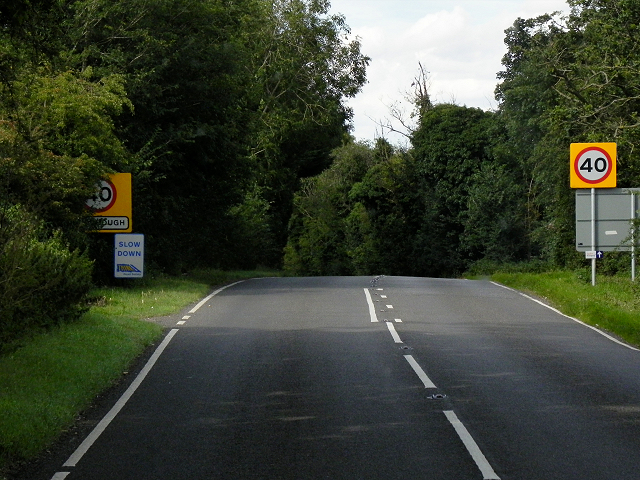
xmin=491 ymin=270 xmax=640 ymax=348
xmin=0 ymin=269 xmax=280 ymax=474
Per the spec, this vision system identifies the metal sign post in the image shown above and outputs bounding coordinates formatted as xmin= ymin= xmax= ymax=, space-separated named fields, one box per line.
xmin=633 ymin=193 xmax=637 ymax=282
xmin=591 ymin=188 xmax=596 ymax=286
xmin=571 ymin=143 xmax=617 ymax=286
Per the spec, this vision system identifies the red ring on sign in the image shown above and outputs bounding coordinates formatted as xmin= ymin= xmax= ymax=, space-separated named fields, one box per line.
xmin=574 ymin=146 xmax=613 ymax=184
xmin=92 ymin=180 xmax=117 ymax=213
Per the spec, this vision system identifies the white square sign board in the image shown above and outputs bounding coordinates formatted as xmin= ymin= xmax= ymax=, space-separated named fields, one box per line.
xmin=114 ymin=233 xmax=144 ymax=278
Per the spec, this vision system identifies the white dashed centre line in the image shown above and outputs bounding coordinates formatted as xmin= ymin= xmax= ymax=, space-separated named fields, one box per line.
xmin=444 ymin=410 xmax=501 ymax=479
xmin=363 ymin=283 xmax=499 ymax=480
xmin=50 ymin=473 xmax=70 ymax=480
xmin=363 ymin=288 xmax=379 ymax=322
xmin=386 ymin=322 xmax=403 ymax=343
xmin=404 ymin=355 xmax=437 ymax=388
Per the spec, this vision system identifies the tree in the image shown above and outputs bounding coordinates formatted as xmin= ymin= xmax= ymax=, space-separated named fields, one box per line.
xmin=346 ymin=144 xmax=423 ymax=275
xmin=0 ymin=0 xmax=134 ymax=341
xmin=411 ymin=104 xmax=506 ymax=274
xmin=285 ymin=138 xmax=426 ymax=276
xmin=496 ymin=2 xmax=640 ymax=265
xmin=61 ymin=0 xmax=259 ymax=271
xmin=375 ymin=62 xmax=433 ymax=140
xmin=244 ymin=0 xmax=369 ymax=263
xmin=284 ymin=140 xmax=379 ymax=275
xmin=0 ymin=67 xmax=129 ymax=245
xmin=59 ymin=0 xmax=369 ymax=271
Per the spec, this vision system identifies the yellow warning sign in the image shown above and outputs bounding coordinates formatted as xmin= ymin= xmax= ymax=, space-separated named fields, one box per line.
xmin=570 ymin=143 xmax=616 ymax=188
xmin=86 ymin=173 xmax=132 ymax=232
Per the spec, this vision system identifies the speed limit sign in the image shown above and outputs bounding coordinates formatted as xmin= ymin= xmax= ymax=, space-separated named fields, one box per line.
xmin=570 ymin=143 xmax=616 ymax=188
xmin=85 ymin=179 xmax=117 ymax=212
xmin=85 ymin=173 xmax=132 ymax=232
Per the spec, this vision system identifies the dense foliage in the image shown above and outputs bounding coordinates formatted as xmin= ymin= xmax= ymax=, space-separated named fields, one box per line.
xmin=6 ymin=0 xmax=640 ymax=343
xmin=0 ymin=0 xmax=368 ymax=345
xmin=495 ymin=0 xmax=640 ymax=264
xmin=286 ymin=0 xmax=640 ymax=277
xmin=0 ymin=205 xmax=93 ymax=345
xmin=285 ymin=108 xmax=527 ymax=277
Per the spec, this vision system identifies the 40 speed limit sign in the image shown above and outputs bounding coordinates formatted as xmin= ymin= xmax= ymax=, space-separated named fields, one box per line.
xmin=570 ymin=143 xmax=616 ymax=188
xmin=85 ymin=173 xmax=132 ymax=232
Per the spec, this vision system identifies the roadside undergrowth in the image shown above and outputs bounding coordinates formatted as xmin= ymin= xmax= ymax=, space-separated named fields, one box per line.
xmin=491 ymin=270 xmax=640 ymax=348
xmin=0 ymin=269 xmax=280 ymax=476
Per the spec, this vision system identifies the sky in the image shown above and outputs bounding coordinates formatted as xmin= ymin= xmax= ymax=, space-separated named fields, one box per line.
xmin=328 ymin=0 xmax=570 ymax=145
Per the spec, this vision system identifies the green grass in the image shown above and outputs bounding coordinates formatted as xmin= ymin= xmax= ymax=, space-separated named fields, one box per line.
xmin=0 ymin=269 xmax=280 ymax=474
xmin=0 ymin=313 xmax=161 ymax=464
xmin=88 ymin=277 xmax=211 ymax=319
xmin=87 ymin=269 xmax=282 ymax=320
xmin=491 ymin=270 xmax=640 ymax=348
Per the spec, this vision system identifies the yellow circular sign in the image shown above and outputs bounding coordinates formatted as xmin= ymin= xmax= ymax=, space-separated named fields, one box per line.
xmin=570 ymin=143 xmax=616 ymax=188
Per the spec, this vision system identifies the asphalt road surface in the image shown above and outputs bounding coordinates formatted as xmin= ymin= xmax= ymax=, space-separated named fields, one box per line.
xmin=32 ymin=276 xmax=640 ymax=479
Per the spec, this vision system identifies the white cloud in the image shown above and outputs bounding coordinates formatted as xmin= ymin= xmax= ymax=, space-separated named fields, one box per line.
xmin=329 ymin=0 xmax=569 ymax=145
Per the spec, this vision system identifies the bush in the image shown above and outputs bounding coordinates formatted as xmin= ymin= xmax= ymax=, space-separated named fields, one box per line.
xmin=466 ymin=258 xmax=554 ymax=276
xmin=0 ymin=204 xmax=93 ymax=347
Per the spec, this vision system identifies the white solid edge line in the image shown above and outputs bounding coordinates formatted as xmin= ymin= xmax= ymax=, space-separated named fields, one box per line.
xmin=403 ymin=355 xmax=437 ymax=388
xmin=364 ymin=288 xmax=379 ymax=322
xmin=188 ymin=280 xmax=245 ymax=314
xmin=444 ymin=410 xmax=501 ymax=480
xmin=63 ymin=328 xmax=180 ymax=467
xmin=490 ymin=281 xmax=640 ymax=352
xmin=386 ymin=322 xmax=403 ymax=343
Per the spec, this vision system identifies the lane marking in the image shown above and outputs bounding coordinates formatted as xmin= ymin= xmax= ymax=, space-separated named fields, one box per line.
xmin=444 ymin=410 xmax=501 ymax=480
xmin=364 ymin=288 xmax=379 ymax=322
xmin=381 ymin=295 xmax=387 ymax=299
xmin=386 ymin=322 xmax=403 ymax=343
xmin=395 ymin=318 xmax=402 ymax=323
xmin=403 ymin=355 xmax=437 ymax=388
xmin=51 ymin=473 xmax=70 ymax=480
xmin=386 ymin=304 xmax=394 ymax=309
xmin=182 ymin=315 xmax=190 ymax=320
xmin=176 ymin=321 xmax=186 ymax=325
xmin=491 ymin=282 xmax=639 ymax=351
xmin=63 ymin=329 xmax=180 ymax=467
xmin=188 ymin=281 xmax=245 ymax=314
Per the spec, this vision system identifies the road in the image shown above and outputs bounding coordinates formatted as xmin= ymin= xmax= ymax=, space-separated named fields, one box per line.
xmin=35 ymin=276 xmax=640 ymax=479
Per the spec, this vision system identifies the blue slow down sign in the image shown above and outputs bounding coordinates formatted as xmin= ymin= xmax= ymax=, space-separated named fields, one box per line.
xmin=114 ymin=234 xmax=144 ymax=278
